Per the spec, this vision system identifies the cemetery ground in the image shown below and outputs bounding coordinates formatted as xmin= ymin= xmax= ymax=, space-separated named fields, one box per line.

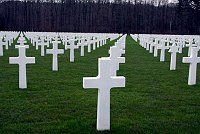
xmin=1 ymin=36 xmax=200 ymax=133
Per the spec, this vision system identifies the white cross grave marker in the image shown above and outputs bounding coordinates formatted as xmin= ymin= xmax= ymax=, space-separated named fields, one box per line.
xmin=37 ymin=36 xmax=48 ymax=56
xmin=157 ymin=40 xmax=169 ymax=62
xmin=108 ymin=46 xmax=125 ymax=76
xmin=9 ymin=46 xmax=35 ymax=89
xmin=78 ymin=39 xmax=87 ymax=56
xmin=46 ymin=40 xmax=64 ymax=71
xmin=154 ymin=45 xmax=159 ymax=57
xmin=149 ymin=39 xmax=156 ymax=53
xmin=93 ymin=41 xmax=96 ymax=50
xmin=183 ymin=47 xmax=200 ymax=85
xmin=168 ymin=43 xmax=179 ymax=70
xmin=65 ymin=39 xmax=79 ymax=62
xmin=87 ymin=40 xmax=92 ymax=53
xmin=5 ymin=36 xmax=13 ymax=46
xmin=149 ymin=43 xmax=154 ymax=53
xmin=17 ymin=35 xmax=27 ymax=46
xmin=97 ymin=39 xmax=100 ymax=48
xmin=186 ymin=38 xmax=196 ymax=56
xmin=17 ymin=35 xmax=28 ymax=46
xmin=83 ymin=58 xmax=125 ymax=131
xmin=177 ymin=41 xmax=183 ymax=53
xmin=146 ymin=38 xmax=152 ymax=51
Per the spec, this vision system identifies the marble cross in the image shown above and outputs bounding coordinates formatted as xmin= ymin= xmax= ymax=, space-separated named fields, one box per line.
xmin=146 ymin=38 xmax=152 ymax=51
xmin=5 ymin=36 xmax=13 ymax=46
xmin=9 ymin=46 xmax=35 ymax=89
xmin=177 ymin=41 xmax=183 ymax=53
xmin=87 ymin=39 xmax=92 ymax=53
xmin=37 ymin=36 xmax=48 ymax=56
xmin=97 ymin=39 xmax=100 ymax=48
xmin=168 ymin=43 xmax=179 ymax=70
xmin=17 ymin=35 xmax=27 ymax=46
xmin=46 ymin=40 xmax=64 ymax=71
xmin=153 ymin=45 xmax=159 ymax=57
xmin=149 ymin=39 xmax=156 ymax=53
xmin=78 ymin=39 xmax=87 ymax=56
xmin=183 ymin=47 xmax=200 ymax=85
xmin=108 ymin=46 xmax=125 ymax=76
xmin=186 ymin=38 xmax=196 ymax=56
xmin=83 ymin=58 xmax=125 ymax=131
xmin=93 ymin=41 xmax=96 ymax=50
xmin=157 ymin=40 xmax=169 ymax=62
xmin=65 ymin=39 xmax=79 ymax=62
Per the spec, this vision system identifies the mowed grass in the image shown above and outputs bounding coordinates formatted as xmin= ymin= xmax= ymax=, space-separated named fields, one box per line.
xmin=0 ymin=35 xmax=200 ymax=133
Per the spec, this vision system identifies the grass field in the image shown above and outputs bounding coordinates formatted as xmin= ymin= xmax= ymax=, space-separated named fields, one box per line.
xmin=0 ymin=35 xmax=200 ymax=133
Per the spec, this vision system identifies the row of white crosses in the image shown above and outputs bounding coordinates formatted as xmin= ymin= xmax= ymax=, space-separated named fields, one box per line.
xmin=131 ymin=34 xmax=200 ymax=85
xmin=83 ymin=35 xmax=127 ymax=131
xmin=6 ymin=32 xmax=120 ymax=89
xmin=46 ymin=35 xmax=109 ymax=70
xmin=25 ymin=32 xmax=120 ymax=63
xmin=29 ymin=32 xmax=119 ymax=70
xmin=62 ymin=34 xmax=109 ymax=62
xmin=0 ymin=32 xmax=19 ymax=56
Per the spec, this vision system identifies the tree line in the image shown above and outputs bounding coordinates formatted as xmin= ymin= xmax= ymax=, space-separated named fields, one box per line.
xmin=0 ymin=0 xmax=199 ymax=34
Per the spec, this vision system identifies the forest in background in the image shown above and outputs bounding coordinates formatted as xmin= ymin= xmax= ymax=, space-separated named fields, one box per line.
xmin=0 ymin=0 xmax=199 ymax=34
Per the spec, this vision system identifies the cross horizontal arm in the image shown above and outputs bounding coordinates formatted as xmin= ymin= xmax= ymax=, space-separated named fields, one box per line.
xmin=83 ymin=76 xmax=99 ymax=89
xmin=111 ymin=76 xmax=125 ymax=88
xmin=183 ymin=57 xmax=192 ymax=63
xmin=117 ymin=57 xmax=125 ymax=64
xmin=46 ymin=49 xmax=53 ymax=54
xmin=9 ymin=57 xmax=19 ymax=64
xmin=25 ymin=57 xmax=35 ymax=64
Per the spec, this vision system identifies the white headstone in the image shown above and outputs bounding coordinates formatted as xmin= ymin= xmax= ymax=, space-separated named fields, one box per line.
xmin=146 ymin=38 xmax=151 ymax=51
xmin=32 ymin=36 xmax=38 ymax=47
xmin=83 ymin=58 xmax=125 ymax=131
xmin=186 ymin=38 xmax=196 ymax=56
xmin=9 ymin=46 xmax=35 ymax=89
xmin=182 ymin=47 xmax=200 ymax=85
xmin=108 ymin=46 xmax=125 ymax=76
xmin=87 ymin=40 xmax=92 ymax=53
xmin=65 ymin=39 xmax=79 ymax=62
xmin=93 ymin=41 xmax=96 ymax=50
xmin=5 ymin=36 xmax=13 ymax=46
xmin=149 ymin=39 xmax=156 ymax=53
xmin=157 ymin=40 xmax=169 ymax=62
xmin=17 ymin=35 xmax=27 ymax=46
xmin=37 ymin=36 xmax=48 ymax=56
xmin=154 ymin=45 xmax=158 ymax=57
xmin=46 ymin=41 xmax=64 ymax=71
xmin=78 ymin=39 xmax=86 ymax=56
xmin=168 ymin=43 xmax=179 ymax=70
xmin=97 ymin=39 xmax=100 ymax=48
xmin=178 ymin=41 xmax=183 ymax=53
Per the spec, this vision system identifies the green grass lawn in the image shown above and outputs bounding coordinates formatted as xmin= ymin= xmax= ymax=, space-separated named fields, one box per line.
xmin=0 ymin=35 xmax=200 ymax=134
